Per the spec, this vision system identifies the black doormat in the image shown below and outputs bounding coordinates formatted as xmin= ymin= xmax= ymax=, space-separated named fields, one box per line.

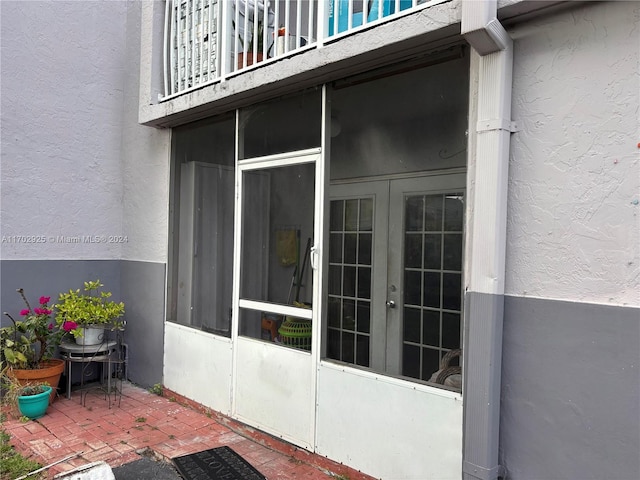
xmin=172 ymin=446 xmax=266 ymax=480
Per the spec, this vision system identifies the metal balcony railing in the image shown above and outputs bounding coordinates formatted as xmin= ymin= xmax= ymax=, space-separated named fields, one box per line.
xmin=163 ymin=0 xmax=444 ymax=99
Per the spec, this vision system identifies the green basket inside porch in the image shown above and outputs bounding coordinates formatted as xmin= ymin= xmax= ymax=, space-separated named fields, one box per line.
xmin=278 ymin=318 xmax=312 ymax=351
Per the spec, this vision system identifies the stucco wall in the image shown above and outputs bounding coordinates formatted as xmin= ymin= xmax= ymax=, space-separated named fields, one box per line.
xmin=0 ymin=1 xmax=168 ymax=387
xmin=1 ymin=0 xmax=128 ymax=261
xmin=506 ymin=0 xmax=640 ymax=306
xmin=498 ymin=3 xmax=640 ymax=479
xmin=1 ymin=1 xmax=170 ymax=264
xmin=120 ymin=1 xmax=171 ymax=265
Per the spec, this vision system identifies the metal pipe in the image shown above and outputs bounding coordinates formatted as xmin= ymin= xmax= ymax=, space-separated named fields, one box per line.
xmin=461 ymin=1 xmax=514 ymax=479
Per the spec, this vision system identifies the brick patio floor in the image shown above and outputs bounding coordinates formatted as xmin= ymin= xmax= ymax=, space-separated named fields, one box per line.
xmin=2 ymin=381 xmax=376 ymax=479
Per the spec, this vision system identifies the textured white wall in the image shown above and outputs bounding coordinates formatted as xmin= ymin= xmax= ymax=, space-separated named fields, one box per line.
xmin=506 ymin=1 xmax=640 ymax=306
xmin=120 ymin=2 xmax=171 ymax=263
xmin=1 ymin=1 xmax=127 ymax=260
xmin=0 ymin=1 xmax=169 ymax=263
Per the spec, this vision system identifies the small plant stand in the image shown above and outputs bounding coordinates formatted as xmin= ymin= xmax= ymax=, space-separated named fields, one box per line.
xmin=59 ymin=339 xmax=123 ymax=407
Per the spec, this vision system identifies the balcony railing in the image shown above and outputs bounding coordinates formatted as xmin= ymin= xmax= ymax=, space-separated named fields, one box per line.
xmin=163 ymin=0 xmax=444 ymax=99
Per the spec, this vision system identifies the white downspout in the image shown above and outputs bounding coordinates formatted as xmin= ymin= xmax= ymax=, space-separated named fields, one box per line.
xmin=461 ymin=1 xmax=514 ymax=479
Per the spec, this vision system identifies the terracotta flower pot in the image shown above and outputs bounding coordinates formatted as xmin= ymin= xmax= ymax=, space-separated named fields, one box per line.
xmin=237 ymin=52 xmax=264 ymax=69
xmin=9 ymin=358 xmax=65 ymax=405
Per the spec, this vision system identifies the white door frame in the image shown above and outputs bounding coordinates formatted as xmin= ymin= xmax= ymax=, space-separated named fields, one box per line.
xmin=230 ymin=148 xmax=322 ymax=449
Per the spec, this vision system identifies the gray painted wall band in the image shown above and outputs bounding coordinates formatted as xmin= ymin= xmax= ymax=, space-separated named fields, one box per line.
xmin=0 ymin=260 xmax=122 ymax=322
xmin=500 ymin=295 xmax=640 ymax=480
xmin=120 ymin=261 xmax=165 ymax=387
xmin=0 ymin=259 xmax=165 ymax=388
xmin=463 ymin=291 xmax=505 ymax=480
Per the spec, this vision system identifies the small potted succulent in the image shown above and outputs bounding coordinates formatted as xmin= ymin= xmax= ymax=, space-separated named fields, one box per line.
xmin=1 ymin=376 xmax=53 ymax=420
xmin=55 ymin=280 xmax=125 ymax=346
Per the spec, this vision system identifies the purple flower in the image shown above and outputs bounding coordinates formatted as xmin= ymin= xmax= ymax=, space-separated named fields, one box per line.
xmin=39 ymin=296 xmax=51 ymax=305
xmin=20 ymin=309 xmax=30 ymax=316
xmin=33 ymin=308 xmax=43 ymax=315
xmin=48 ymin=323 xmax=54 ymax=330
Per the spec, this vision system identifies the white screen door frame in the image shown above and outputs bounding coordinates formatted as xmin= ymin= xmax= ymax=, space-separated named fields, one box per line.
xmin=231 ymin=148 xmax=323 ymax=450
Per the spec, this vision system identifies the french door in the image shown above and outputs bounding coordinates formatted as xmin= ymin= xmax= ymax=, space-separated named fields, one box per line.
xmin=327 ymin=173 xmax=465 ymax=383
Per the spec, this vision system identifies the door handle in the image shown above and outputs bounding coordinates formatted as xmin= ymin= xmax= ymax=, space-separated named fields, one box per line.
xmin=386 ymin=300 xmax=396 ymax=308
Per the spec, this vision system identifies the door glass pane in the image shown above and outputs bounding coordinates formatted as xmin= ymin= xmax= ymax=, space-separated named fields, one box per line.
xmin=424 ymin=196 xmax=443 ymax=231
xmin=356 ymin=335 xmax=370 ymax=367
xmin=239 ymin=162 xmax=315 ymax=340
xmin=359 ymin=199 xmax=373 ymax=231
xmin=342 ymin=331 xmax=355 ymax=363
xmin=356 ymin=301 xmax=371 ymax=333
xmin=442 ymin=313 xmax=461 ymax=349
xmin=404 ymin=234 xmax=422 ymax=268
xmin=326 ymin=197 xmax=374 ymax=368
xmin=330 ymin=233 xmax=344 ymax=263
xmin=403 ymin=307 xmax=421 ymax=344
xmin=343 ymin=266 xmax=356 ymax=297
xmin=357 ymin=267 xmax=371 ymax=298
xmin=423 ymin=272 xmax=441 ymax=308
xmin=424 ymin=234 xmax=441 ymax=270
xmin=405 ymin=197 xmax=423 ymax=231
xmin=358 ymin=233 xmax=372 ymax=265
xmin=342 ymin=299 xmax=355 ymax=330
xmin=404 ymin=270 xmax=422 ymax=306
xmin=442 ymin=273 xmax=462 ymax=311
xmin=345 ymin=200 xmax=359 ymax=231
xmin=443 ymin=234 xmax=462 ymax=271
xmin=344 ymin=234 xmax=357 ymax=263
xmin=422 ymin=309 xmax=440 ymax=346
xmin=402 ymin=192 xmax=464 ymax=385
xmin=444 ymin=195 xmax=464 ymax=231
xmin=421 ymin=348 xmax=440 ymax=379
xmin=402 ymin=344 xmax=420 ymax=379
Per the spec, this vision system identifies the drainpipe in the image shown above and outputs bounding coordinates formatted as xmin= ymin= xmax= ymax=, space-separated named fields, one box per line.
xmin=461 ymin=1 xmax=515 ymax=480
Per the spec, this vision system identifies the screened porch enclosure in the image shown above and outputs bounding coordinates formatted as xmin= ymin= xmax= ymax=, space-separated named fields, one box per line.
xmin=169 ymin=45 xmax=468 ymax=381
xmin=166 ymin=46 xmax=469 ymax=476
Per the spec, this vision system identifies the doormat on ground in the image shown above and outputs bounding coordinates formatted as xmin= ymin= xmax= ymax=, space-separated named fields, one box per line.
xmin=172 ymin=446 xmax=266 ymax=480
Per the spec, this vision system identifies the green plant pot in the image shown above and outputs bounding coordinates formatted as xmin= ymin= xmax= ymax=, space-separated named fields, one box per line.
xmin=17 ymin=386 xmax=52 ymax=419
xmin=10 ymin=359 xmax=65 ymax=405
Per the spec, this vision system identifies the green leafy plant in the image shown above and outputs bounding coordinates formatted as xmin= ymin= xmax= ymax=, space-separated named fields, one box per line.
xmin=149 ymin=383 xmax=163 ymax=396
xmin=1 ymin=289 xmax=64 ymax=370
xmin=55 ymin=280 xmax=125 ymax=339
xmin=0 ymin=429 xmax=43 ymax=480
xmin=233 ymin=18 xmax=272 ymax=56
xmin=0 ymin=375 xmax=49 ymax=415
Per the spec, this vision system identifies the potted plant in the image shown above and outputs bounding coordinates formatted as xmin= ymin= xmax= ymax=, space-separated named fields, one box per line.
xmin=234 ymin=17 xmax=272 ymax=69
xmin=3 ymin=376 xmax=53 ymax=420
xmin=1 ymin=375 xmax=52 ymax=420
xmin=1 ymin=289 xmax=66 ymax=404
xmin=55 ymin=279 xmax=125 ymax=346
